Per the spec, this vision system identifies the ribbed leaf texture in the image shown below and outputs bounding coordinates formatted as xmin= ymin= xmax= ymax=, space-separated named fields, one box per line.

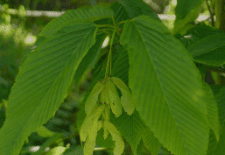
xmin=39 ymin=6 xmax=114 ymax=37
xmin=0 ymin=20 xmax=97 ymax=155
xmin=111 ymin=0 xmax=159 ymax=23
xmin=142 ymin=127 xmax=161 ymax=155
xmin=204 ymin=83 xmax=220 ymax=140
xmin=112 ymin=111 xmax=146 ymax=155
xmin=120 ymin=16 xmax=209 ymax=155
xmin=74 ymin=34 xmax=106 ymax=85
xmin=207 ymin=87 xmax=225 ymax=154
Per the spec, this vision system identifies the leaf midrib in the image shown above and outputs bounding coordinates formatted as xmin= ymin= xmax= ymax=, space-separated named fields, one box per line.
xmin=9 ymin=25 xmax=96 ymax=154
xmin=130 ymin=19 xmax=189 ymax=154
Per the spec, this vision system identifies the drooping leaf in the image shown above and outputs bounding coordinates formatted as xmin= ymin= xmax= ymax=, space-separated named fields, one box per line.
xmin=188 ymin=34 xmax=225 ymax=57
xmin=74 ymin=34 xmax=106 ymax=85
xmin=36 ymin=126 xmax=55 ymax=138
xmin=85 ymin=81 xmax=104 ymax=114
xmin=142 ymin=127 xmax=161 ymax=155
xmin=108 ymin=80 xmax=122 ymax=117
xmin=178 ymin=24 xmax=225 ymax=66
xmin=204 ymin=83 xmax=220 ymax=140
xmin=80 ymin=104 xmax=101 ymax=141
xmin=174 ymin=0 xmax=204 ymax=34
xmin=194 ymin=47 xmax=225 ymax=66
xmin=104 ymin=121 xmax=124 ymax=155
xmin=120 ymin=16 xmax=209 ymax=155
xmin=0 ymin=21 xmax=97 ymax=155
xmin=39 ymin=6 xmax=114 ymax=37
xmin=207 ymin=87 xmax=225 ymax=154
xmin=111 ymin=0 xmax=159 ymax=23
xmin=111 ymin=77 xmax=135 ymax=115
xmin=111 ymin=111 xmax=146 ymax=155
xmin=83 ymin=118 xmax=98 ymax=155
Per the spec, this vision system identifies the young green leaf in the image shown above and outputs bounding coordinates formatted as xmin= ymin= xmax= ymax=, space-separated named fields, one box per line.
xmin=104 ymin=121 xmax=124 ymax=155
xmin=111 ymin=77 xmax=135 ymax=115
xmin=85 ymin=81 xmax=104 ymax=114
xmin=80 ymin=104 xmax=100 ymax=141
xmin=36 ymin=126 xmax=55 ymax=138
xmin=103 ymin=106 xmax=110 ymax=139
xmin=100 ymin=81 xmax=111 ymax=105
xmin=80 ymin=104 xmax=105 ymax=141
xmin=108 ymin=80 xmax=122 ymax=117
xmin=84 ymin=119 xmax=98 ymax=155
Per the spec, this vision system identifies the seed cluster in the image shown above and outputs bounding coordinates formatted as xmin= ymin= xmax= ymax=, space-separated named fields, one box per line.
xmin=80 ymin=77 xmax=135 ymax=155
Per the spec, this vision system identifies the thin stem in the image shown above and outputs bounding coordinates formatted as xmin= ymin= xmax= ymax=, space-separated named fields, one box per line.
xmin=116 ymin=20 xmax=128 ymax=26
xmin=98 ymin=28 xmax=120 ymax=36
xmin=97 ymin=24 xmax=115 ymax=29
xmin=205 ymin=0 xmax=215 ymax=26
xmin=109 ymin=29 xmax=116 ymax=75
xmin=104 ymin=16 xmax=117 ymax=78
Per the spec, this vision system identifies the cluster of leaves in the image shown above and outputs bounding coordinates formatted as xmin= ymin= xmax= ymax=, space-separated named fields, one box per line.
xmin=0 ymin=0 xmax=225 ymax=155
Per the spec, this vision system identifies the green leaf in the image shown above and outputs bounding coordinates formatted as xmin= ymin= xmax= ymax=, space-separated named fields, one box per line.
xmin=112 ymin=111 xmax=145 ymax=155
xmin=85 ymin=81 xmax=104 ymax=114
xmin=80 ymin=104 xmax=100 ymax=141
xmin=104 ymin=121 xmax=124 ymax=155
xmin=111 ymin=77 xmax=135 ymax=115
xmin=111 ymin=0 xmax=159 ymax=23
xmin=0 ymin=21 xmax=97 ymax=155
xmin=120 ymin=16 xmax=209 ymax=155
xmin=174 ymin=0 xmax=204 ymax=34
xmin=142 ymin=127 xmax=161 ymax=155
xmin=207 ymin=87 xmax=225 ymax=154
xmin=74 ymin=34 xmax=106 ymax=85
xmin=39 ymin=6 xmax=114 ymax=37
xmin=179 ymin=24 xmax=225 ymax=66
xmin=46 ymin=146 xmax=67 ymax=155
xmin=189 ymin=34 xmax=225 ymax=57
xmin=108 ymin=80 xmax=122 ymax=117
xmin=83 ymin=119 xmax=98 ymax=155
xmin=194 ymin=46 xmax=225 ymax=66
xmin=111 ymin=46 xmax=129 ymax=84
xmin=80 ymin=104 xmax=105 ymax=141
xmin=36 ymin=126 xmax=55 ymax=138
xmin=204 ymin=83 xmax=220 ymax=140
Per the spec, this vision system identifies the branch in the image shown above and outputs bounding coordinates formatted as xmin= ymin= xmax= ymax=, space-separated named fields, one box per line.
xmin=0 ymin=4 xmax=213 ymax=21
xmin=205 ymin=0 xmax=215 ymax=26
